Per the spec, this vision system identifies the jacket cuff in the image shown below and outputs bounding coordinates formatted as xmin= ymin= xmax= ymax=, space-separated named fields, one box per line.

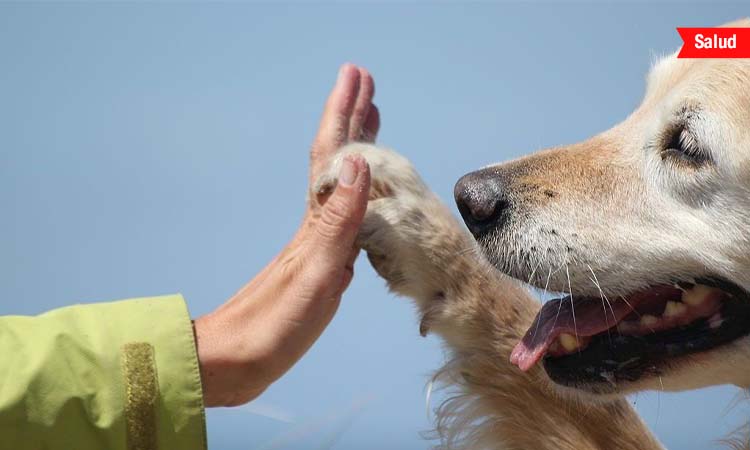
xmin=110 ymin=294 xmax=208 ymax=450
xmin=110 ymin=295 xmax=207 ymax=450
xmin=0 ymin=294 xmax=208 ymax=450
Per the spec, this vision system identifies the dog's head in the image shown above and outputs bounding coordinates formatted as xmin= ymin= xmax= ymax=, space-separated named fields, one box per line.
xmin=455 ymin=18 xmax=750 ymax=396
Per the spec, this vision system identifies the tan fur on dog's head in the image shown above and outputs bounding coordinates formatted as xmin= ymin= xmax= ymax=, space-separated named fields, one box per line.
xmin=457 ymin=18 xmax=750 ymax=396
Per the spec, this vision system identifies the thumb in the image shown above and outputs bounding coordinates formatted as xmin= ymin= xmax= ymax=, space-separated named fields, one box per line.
xmin=313 ymin=154 xmax=370 ymax=261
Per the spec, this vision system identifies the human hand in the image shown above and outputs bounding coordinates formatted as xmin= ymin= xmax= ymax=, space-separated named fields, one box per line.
xmin=194 ymin=64 xmax=379 ymax=407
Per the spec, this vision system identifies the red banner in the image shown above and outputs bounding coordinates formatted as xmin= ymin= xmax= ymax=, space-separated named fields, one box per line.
xmin=677 ymin=28 xmax=750 ymax=58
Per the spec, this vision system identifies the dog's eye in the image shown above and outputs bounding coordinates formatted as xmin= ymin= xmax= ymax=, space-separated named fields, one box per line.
xmin=660 ymin=125 xmax=710 ymax=168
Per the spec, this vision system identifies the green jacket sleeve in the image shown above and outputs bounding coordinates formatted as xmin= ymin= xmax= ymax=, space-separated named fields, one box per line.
xmin=0 ymin=294 xmax=207 ymax=450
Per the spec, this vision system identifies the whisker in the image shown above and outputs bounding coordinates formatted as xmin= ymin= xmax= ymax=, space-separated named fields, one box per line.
xmin=528 ymin=258 xmax=542 ymax=290
xmin=619 ymin=295 xmax=655 ymax=333
xmin=587 ymin=265 xmax=615 ymax=343
xmin=619 ymin=295 xmax=640 ymax=318
xmin=656 ymin=376 xmax=664 ymax=427
xmin=550 ymin=264 xmax=566 ymax=331
xmin=565 ymin=264 xmax=578 ymax=342
xmin=530 ymin=266 xmax=554 ymax=342
xmin=531 ymin=265 xmax=555 ymax=343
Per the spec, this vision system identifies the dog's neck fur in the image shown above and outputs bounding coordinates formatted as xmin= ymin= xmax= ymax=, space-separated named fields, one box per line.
xmin=403 ymin=215 xmax=663 ymax=450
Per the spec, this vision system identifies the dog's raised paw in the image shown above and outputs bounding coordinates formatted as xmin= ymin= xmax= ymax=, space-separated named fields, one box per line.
xmin=312 ymin=143 xmax=429 ymax=203
xmin=311 ymin=143 xmax=431 ymax=286
xmin=312 ymin=142 xmax=473 ymax=300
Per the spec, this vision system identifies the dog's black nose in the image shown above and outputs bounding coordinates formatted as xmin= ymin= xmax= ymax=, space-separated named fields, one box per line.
xmin=454 ymin=168 xmax=511 ymax=238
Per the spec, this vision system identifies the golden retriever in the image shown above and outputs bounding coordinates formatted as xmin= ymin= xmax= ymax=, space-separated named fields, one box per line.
xmin=313 ymin=18 xmax=750 ymax=450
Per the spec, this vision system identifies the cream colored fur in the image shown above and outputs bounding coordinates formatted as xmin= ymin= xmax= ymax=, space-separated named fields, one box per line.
xmin=315 ymin=145 xmax=663 ymax=450
xmin=312 ymin=18 xmax=750 ymax=450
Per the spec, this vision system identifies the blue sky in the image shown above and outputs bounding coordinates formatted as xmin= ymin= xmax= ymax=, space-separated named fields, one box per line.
xmin=1 ymin=2 xmax=749 ymax=449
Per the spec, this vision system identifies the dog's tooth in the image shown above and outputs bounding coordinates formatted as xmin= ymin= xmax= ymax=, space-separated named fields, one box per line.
xmin=708 ymin=313 xmax=724 ymax=329
xmin=640 ymin=315 xmax=658 ymax=327
xmin=664 ymin=301 xmax=687 ymax=318
xmin=617 ymin=321 xmax=635 ymax=333
xmin=682 ymin=284 xmax=716 ymax=306
xmin=559 ymin=333 xmax=580 ymax=352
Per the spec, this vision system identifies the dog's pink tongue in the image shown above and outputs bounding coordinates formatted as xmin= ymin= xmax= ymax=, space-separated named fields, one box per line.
xmin=510 ymin=296 xmax=638 ymax=371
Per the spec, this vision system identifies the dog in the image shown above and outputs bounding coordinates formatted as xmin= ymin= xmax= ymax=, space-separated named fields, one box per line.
xmin=313 ymin=17 xmax=750 ymax=450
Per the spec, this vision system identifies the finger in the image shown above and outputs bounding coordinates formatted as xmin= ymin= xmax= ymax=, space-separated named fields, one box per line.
xmin=361 ymin=104 xmax=380 ymax=143
xmin=310 ymin=64 xmax=361 ymax=180
xmin=347 ymin=67 xmax=375 ymax=142
xmin=312 ymin=154 xmax=370 ymax=264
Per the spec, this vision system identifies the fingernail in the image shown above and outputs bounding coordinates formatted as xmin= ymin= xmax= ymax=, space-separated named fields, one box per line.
xmin=339 ymin=155 xmax=359 ymax=186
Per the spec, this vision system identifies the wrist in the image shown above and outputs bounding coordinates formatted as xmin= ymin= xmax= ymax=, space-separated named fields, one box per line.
xmin=193 ymin=312 xmax=270 ymax=407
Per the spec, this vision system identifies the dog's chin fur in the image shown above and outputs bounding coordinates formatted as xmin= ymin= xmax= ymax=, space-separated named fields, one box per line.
xmin=312 ymin=18 xmax=750 ymax=450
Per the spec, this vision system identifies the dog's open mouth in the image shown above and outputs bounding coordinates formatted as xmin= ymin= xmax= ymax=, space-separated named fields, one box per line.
xmin=510 ymin=278 xmax=750 ymax=388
